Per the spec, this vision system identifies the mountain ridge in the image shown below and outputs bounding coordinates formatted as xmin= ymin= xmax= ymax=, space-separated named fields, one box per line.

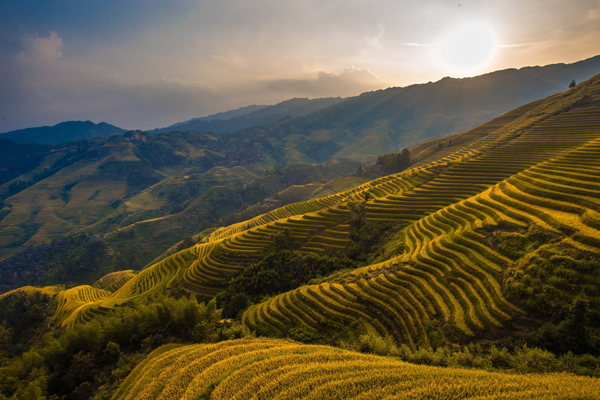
xmin=37 ymin=71 xmax=600 ymax=340
xmin=0 ymin=120 xmax=126 ymax=145
xmin=148 ymin=97 xmax=347 ymax=135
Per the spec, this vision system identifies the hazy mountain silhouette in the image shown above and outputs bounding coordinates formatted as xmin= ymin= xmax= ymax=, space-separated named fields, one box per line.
xmin=151 ymin=97 xmax=346 ymax=134
xmin=275 ymin=54 xmax=600 ymax=160
xmin=0 ymin=121 xmax=126 ymax=145
xmin=156 ymin=104 xmax=268 ymax=132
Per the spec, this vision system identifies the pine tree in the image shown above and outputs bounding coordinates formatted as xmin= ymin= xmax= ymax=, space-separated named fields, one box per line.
xmin=559 ymin=297 xmax=590 ymax=354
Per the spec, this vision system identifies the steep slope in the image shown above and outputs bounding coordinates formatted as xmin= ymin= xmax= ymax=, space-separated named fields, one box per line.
xmin=278 ymin=54 xmax=600 ymax=162
xmin=24 ymin=73 xmax=600 ymax=352
xmin=0 ymin=131 xmax=227 ymax=260
xmin=244 ymin=76 xmax=600 ymax=345
xmin=160 ymin=104 xmax=268 ymax=131
xmin=151 ymin=97 xmax=346 ymax=134
xmin=0 ymin=121 xmax=126 ymax=145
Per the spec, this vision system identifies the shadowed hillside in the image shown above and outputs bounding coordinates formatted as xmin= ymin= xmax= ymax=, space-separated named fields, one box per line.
xmin=0 ymin=121 xmax=126 ymax=145
xmin=149 ymin=97 xmax=346 ymax=134
xmin=3 ymin=71 xmax=600 ymax=400
xmin=37 ymin=72 xmax=600 ymax=352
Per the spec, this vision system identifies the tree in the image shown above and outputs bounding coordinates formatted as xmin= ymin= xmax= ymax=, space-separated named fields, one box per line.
xmin=375 ymin=149 xmax=410 ymax=174
xmin=531 ymin=297 xmax=593 ymax=355
xmin=569 ymin=80 xmax=576 ymax=89
xmin=559 ymin=297 xmax=591 ymax=354
xmin=177 ymin=235 xmax=197 ymax=251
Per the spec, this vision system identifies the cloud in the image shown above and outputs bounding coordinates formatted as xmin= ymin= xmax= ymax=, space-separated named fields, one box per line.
xmin=261 ymin=66 xmax=386 ymax=97
xmin=20 ymin=32 xmax=63 ymax=61
xmin=0 ymin=32 xmax=233 ymax=132
xmin=0 ymin=32 xmax=387 ymax=132
xmin=2 ymin=1 xmax=599 ymax=133
xmin=399 ymin=43 xmax=433 ymax=47
xmin=366 ymin=24 xmax=385 ymax=50
xmin=588 ymin=5 xmax=600 ymax=20
xmin=499 ymin=41 xmax=551 ymax=48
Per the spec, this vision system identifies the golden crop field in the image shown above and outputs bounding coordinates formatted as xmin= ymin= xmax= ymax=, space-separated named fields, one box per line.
xmin=112 ymin=338 xmax=600 ymax=400
xmin=0 ymin=284 xmax=63 ymax=301
xmin=50 ymin=73 xmax=600 ymax=349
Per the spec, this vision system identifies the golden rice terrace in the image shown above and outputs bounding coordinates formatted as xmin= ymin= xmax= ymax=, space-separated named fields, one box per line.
xmin=10 ymin=73 xmax=599 ymax=350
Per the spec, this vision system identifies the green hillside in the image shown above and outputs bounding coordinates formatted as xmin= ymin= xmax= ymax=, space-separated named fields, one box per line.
xmin=0 ymin=127 xmax=360 ymax=266
xmin=150 ymin=97 xmax=346 ymax=134
xmin=38 ymin=72 xmax=600 ymax=339
xmin=2 ymin=56 xmax=598 ymax=268
xmin=273 ymin=55 xmax=600 ymax=163
xmin=2 ymin=71 xmax=600 ymax=400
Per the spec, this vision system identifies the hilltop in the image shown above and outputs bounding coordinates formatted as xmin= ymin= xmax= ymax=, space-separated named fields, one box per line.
xmin=0 ymin=127 xmax=360 ymax=289
xmin=2 ymin=71 xmax=600 ymax=399
xmin=38 ymin=71 xmax=600 ymax=340
xmin=149 ymin=97 xmax=345 ymax=134
xmin=151 ymin=55 xmax=600 ymax=164
xmin=0 ymin=121 xmax=126 ymax=145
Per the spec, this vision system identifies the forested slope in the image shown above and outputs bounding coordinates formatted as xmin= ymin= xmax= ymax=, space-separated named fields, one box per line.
xmin=33 ymin=72 xmax=600 ymax=351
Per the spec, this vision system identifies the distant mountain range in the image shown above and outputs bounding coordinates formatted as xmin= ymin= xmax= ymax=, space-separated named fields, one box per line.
xmin=152 ymin=104 xmax=268 ymax=132
xmin=148 ymin=97 xmax=346 ymax=134
xmin=276 ymin=54 xmax=600 ymax=160
xmin=3 ymin=55 xmax=600 ymax=153
xmin=0 ymin=121 xmax=126 ymax=145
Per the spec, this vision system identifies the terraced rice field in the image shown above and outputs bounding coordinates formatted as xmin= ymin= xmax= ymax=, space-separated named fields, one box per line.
xmin=53 ymin=250 xmax=196 ymax=327
xmin=52 ymin=74 xmax=600 ymax=342
xmin=0 ymin=285 xmax=63 ymax=301
xmin=93 ymin=270 xmax=136 ymax=290
xmin=367 ymin=108 xmax=600 ymax=223
xmin=245 ymin=106 xmax=600 ymax=346
xmin=112 ymin=338 xmax=600 ymax=400
xmin=181 ymin=164 xmax=450 ymax=293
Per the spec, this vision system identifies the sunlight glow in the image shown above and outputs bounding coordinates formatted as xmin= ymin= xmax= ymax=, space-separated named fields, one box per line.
xmin=434 ymin=22 xmax=497 ymax=73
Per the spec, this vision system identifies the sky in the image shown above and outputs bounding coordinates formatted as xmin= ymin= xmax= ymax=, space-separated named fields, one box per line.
xmin=1 ymin=0 xmax=600 ymax=132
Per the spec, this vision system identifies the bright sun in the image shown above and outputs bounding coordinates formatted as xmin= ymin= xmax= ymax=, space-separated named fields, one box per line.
xmin=435 ymin=22 xmax=497 ymax=73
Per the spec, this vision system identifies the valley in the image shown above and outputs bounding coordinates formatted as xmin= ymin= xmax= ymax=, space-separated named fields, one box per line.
xmin=2 ymin=61 xmax=600 ymax=400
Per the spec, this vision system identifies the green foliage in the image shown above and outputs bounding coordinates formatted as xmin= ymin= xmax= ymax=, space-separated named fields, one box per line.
xmin=135 ymin=141 xmax=185 ymax=169
xmin=358 ymin=334 xmax=397 ymax=356
xmin=294 ymin=139 xmax=342 ymax=163
xmin=530 ymin=297 xmax=598 ymax=355
xmin=286 ymin=326 xmax=328 ymax=344
xmin=0 ymin=348 xmax=49 ymax=400
xmin=269 ymin=228 xmax=296 ymax=251
xmin=352 ymin=333 xmax=600 ymax=377
xmin=0 ymin=292 xmax=50 ymax=356
xmin=176 ymin=236 xmax=197 ymax=252
xmin=0 ymin=139 xmax=51 ymax=188
xmin=99 ymin=161 xmax=163 ymax=190
xmin=215 ymin=321 xmax=253 ymax=342
xmin=35 ymin=235 xmax=112 ymax=285
xmin=375 ymin=148 xmax=410 ymax=174
xmin=0 ymin=295 xmax=230 ymax=399
xmin=494 ymin=227 xmax=556 ymax=260
xmin=103 ymin=342 xmax=121 ymax=363
xmin=504 ymin=244 xmax=600 ymax=323
xmin=216 ymin=250 xmax=357 ymax=318
xmin=348 ymin=201 xmax=406 ymax=263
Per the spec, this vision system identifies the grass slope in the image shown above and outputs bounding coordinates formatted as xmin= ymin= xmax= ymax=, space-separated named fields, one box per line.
xmin=17 ymin=73 xmax=600 ymax=353
xmin=112 ymin=338 xmax=600 ymax=400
